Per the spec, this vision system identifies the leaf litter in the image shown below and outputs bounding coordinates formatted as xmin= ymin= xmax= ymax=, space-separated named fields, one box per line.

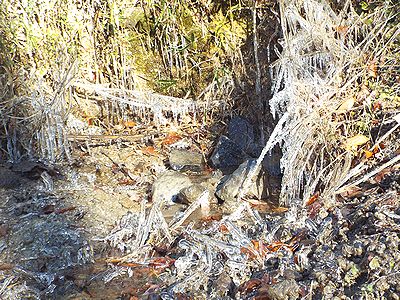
xmin=0 ymin=0 xmax=399 ymax=299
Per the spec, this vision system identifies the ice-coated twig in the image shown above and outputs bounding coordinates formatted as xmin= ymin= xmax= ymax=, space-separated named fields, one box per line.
xmin=156 ymin=209 xmax=173 ymax=243
xmin=189 ymin=231 xmax=240 ymax=257
xmin=222 ymin=219 xmax=251 ymax=247
xmin=138 ymin=199 xmax=160 ymax=247
xmin=135 ymin=199 xmax=147 ymax=247
xmin=336 ymin=154 xmax=400 ymax=194
xmin=72 ymin=81 xmax=196 ymax=123
xmin=0 ymin=276 xmax=15 ymax=296
xmin=238 ymin=112 xmax=289 ymax=201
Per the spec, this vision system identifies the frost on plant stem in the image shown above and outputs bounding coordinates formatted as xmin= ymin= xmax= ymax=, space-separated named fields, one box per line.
xmin=72 ymin=81 xmax=197 ymax=126
xmin=267 ymin=0 xmax=365 ymax=205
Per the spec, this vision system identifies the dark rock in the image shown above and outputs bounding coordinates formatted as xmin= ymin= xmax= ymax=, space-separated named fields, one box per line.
xmin=0 ymin=165 xmax=27 ymax=189
xmin=152 ymin=171 xmax=192 ymax=204
xmin=262 ymin=152 xmax=282 ymax=176
xmin=215 ymin=160 xmax=267 ymax=205
xmin=211 ymin=270 xmax=235 ymax=298
xmin=11 ymin=160 xmax=60 ymax=179
xmin=210 ymin=135 xmax=249 ymax=175
xmin=169 ymin=149 xmax=204 ymax=172
xmin=228 ymin=116 xmax=259 ymax=156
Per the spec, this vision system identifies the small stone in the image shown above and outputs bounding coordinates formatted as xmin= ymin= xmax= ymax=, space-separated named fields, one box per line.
xmin=152 ymin=171 xmax=192 ymax=204
xmin=215 ymin=160 xmax=267 ymax=205
xmin=177 ymin=184 xmax=207 ymax=205
xmin=265 ymin=279 xmax=300 ymax=300
xmin=210 ymin=136 xmax=249 ymax=175
xmin=169 ymin=149 xmax=204 ymax=172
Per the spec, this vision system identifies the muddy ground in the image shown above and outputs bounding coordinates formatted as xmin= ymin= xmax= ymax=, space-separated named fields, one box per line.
xmin=1 ymin=117 xmax=400 ymax=299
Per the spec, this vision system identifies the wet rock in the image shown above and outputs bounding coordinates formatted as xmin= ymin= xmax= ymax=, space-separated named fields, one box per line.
xmin=227 ymin=116 xmax=258 ymax=156
xmin=210 ymin=135 xmax=249 ymax=175
xmin=169 ymin=149 xmax=204 ymax=172
xmin=152 ymin=171 xmax=192 ymax=204
xmin=215 ymin=160 xmax=267 ymax=204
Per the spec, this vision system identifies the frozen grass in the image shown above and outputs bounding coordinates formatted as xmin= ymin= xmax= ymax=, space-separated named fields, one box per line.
xmin=0 ymin=0 xmax=250 ymax=162
xmin=1 ymin=0 xmax=399 ymax=297
xmin=259 ymin=0 xmax=400 ymax=206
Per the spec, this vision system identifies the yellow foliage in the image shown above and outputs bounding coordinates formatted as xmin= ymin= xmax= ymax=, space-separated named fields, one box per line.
xmin=343 ymin=134 xmax=369 ymax=151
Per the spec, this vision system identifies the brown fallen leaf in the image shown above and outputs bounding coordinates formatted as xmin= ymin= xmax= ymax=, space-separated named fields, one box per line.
xmin=161 ymin=132 xmax=182 ymax=146
xmin=240 ymin=246 xmax=259 ymax=259
xmin=42 ymin=204 xmax=56 ymax=214
xmin=372 ymin=101 xmax=382 ymax=111
xmin=124 ymin=120 xmax=136 ymax=128
xmin=118 ymin=262 xmax=143 ymax=268
xmin=219 ymin=224 xmax=229 ymax=234
xmin=308 ymin=202 xmax=322 ymax=219
xmin=142 ymin=146 xmax=158 ymax=156
xmin=238 ymin=278 xmax=263 ymax=294
xmin=339 ymin=186 xmax=363 ymax=199
xmin=107 ymin=258 xmax=123 ymax=264
xmin=336 ymin=25 xmax=349 ymax=35
xmin=367 ymin=60 xmax=378 ymax=78
xmin=305 ymin=192 xmax=319 ymax=206
xmin=200 ymin=213 xmax=222 ymax=222
xmin=118 ymin=179 xmax=136 ymax=185
xmin=55 ymin=206 xmax=76 ymax=214
xmin=364 ymin=150 xmax=374 ymax=159
xmin=364 ymin=144 xmax=383 ymax=159
xmin=149 ymin=256 xmax=175 ymax=270
xmin=373 ymin=167 xmax=392 ymax=183
xmin=0 ymin=263 xmax=14 ymax=270
xmin=245 ymin=199 xmax=288 ymax=213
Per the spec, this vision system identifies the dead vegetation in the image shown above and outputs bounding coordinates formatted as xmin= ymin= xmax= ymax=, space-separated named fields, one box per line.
xmin=0 ymin=0 xmax=400 ymax=299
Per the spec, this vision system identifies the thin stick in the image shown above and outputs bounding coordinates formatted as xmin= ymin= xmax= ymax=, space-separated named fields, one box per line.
xmin=101 ymin=151 xmax=135 ymax=181
xmin=336 ymin=154 xmax=400 ymax=194
xmin=170 ymin=190 xmax=209 ymax=231
xmin=238 ymin=112 xmax=289 ymax=201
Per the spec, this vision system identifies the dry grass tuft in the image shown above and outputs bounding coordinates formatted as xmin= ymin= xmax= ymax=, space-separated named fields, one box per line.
xmin=262 ymin=0 xmax=400 ymax=206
